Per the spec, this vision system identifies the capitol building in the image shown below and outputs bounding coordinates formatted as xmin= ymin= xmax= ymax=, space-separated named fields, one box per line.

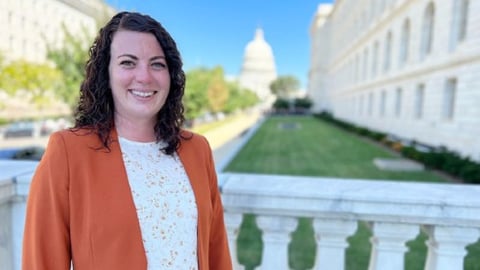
xmin=308 ymin=0 xmax=479 ymax=161
xmin=238 ymin=28 xmax=277 ymax=103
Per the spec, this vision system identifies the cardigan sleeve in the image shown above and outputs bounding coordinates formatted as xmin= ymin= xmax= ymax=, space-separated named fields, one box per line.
xmin=22 ymin=132 xmax=72 ymax=270
xmin=204 ymin=137 xmax=233 ymax=270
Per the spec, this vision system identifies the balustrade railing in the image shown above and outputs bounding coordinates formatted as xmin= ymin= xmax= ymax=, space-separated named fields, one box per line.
xmin=0 ymin=160 xmax=38 ymax=270
xmin=2 ymin=161 xmax=480 ymax=270
xmin=220 ymin=173 xmax=480 ymax=270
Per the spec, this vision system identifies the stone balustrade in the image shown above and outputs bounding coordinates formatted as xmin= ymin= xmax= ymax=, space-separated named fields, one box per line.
xmin=220 ymin=173 xmax=480 ymax=270
xmin=0 ymin=160 xmax=38 ymax=270
xmin=2 ymin=160 xmax=480 ymax=270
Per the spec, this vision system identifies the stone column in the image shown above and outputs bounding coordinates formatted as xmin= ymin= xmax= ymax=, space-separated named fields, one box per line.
xmin=312 ymin=218 xmax=357 ymax=270
xmin=256 ymin=215 xmax=298 ymax=270
xmin=424 ymin=225 xmax=480 ymax=270
xmin=368 ymin=222 xmax=419 ymax=270
xmin=224 ymin=212 xmax=244 ymax=270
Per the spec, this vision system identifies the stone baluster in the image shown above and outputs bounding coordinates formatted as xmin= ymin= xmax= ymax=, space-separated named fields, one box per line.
xmin=424 ymin=225 xmax=480 ymax=270
xmin=224 ymin=212 xmax=245 ymax=270
xmin=368 ymin=222 xmax=419 ymax=270
xmin=256 ymin=215 xmax=298 ymax=270
xmin=312 ymin=218 xmax=357 ymax=270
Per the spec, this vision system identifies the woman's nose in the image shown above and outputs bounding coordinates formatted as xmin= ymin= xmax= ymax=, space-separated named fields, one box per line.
xmin=135 ymin=64 xmax=152 ymax=84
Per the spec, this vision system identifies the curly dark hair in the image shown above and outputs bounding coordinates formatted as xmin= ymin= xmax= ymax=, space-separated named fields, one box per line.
xmin=74 ymin=11 xmax=186 ymax=155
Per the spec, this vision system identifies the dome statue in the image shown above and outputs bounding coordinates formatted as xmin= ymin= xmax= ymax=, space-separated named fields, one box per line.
xmin=238 ymin=28 xmax=277 ymax=102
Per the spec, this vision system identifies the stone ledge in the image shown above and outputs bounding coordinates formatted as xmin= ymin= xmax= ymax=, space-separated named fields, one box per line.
xmin=373 ymin=158 xmax=424 ymax=171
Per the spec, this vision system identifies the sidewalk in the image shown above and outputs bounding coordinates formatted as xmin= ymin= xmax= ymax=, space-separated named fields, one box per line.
xmin=201 ymin=110 xmax=262 ymax=168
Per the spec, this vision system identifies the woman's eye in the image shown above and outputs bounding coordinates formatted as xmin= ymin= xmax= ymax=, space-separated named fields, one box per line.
xmin=152 ymin=62 xmax=167 ymax=69
xmin=120 ymin=60 xmax=135 ymax=67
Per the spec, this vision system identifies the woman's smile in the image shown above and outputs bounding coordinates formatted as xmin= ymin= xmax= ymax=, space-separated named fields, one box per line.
xmin=129 ymin=89 xmax=158 ymax=98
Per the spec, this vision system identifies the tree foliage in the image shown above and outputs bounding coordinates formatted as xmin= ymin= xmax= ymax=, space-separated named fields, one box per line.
xmin=224 ymin=83 xmax=259 ymax=114
xmin=206 ymin=67 xmax=229 ymax=113
xmin=185 ymin=67 xmax=259 ymax=120
xmin=46 ymin=24 xmax=93 ymax=107
xmin=269 ymin=75 xmax=300 ymax=99
xmin=184 ymin=68 xmax=211 ymax=120
xmin=0 ymin=60 xmax=63 ymax=108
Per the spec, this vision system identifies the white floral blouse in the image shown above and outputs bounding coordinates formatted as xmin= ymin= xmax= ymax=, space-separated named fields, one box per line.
xmin=119 ymin=137 xmax=198 ymax=270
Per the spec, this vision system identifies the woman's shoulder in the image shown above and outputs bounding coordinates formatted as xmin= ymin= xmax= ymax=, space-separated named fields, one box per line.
xmin=50 ymin=127 xmax=97 ymax=141
xmin=47 ymin=127 xmax=104 ymax=150
xmin=180 ymin=129 xmax=207 ymax=143
xmin=179 ymin=129 xmax=211 ymax=151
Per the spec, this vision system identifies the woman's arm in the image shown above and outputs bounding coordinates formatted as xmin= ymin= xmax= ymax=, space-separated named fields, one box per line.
xmin=22 ymin=133 xmax=71 ymax=270
xmin=205 ymin=138 xmax=233 ymax=270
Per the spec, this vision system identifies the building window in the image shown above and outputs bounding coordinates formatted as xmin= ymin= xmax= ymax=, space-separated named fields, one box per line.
xmin=443 ymin=78 xmax=457 ymax=120
xmin=355 ymin=54 xmax=360 ymax=82
xmin=399 ymin=19 xmax=410 ymax=67
xmin=372 ymin=41 xmax=379 ymax=78
xmin=380 ymin=0 xmax=386 ymax=15
xmin=457 ymin=0 xmax=469 ymax=41
xmin=414 ymin=84 xmax=425 ymax=119
xmin=360 ymin=94 xmax=365 ymax=115
xmin=368 ymin=92 xmax=374 ymax=116
xmin=420 ymin=2 xmax=435 ymax=60
xmin=363 ymin=48 xmax=369 ymax=80
xmin=380 ymin=90 xmax=387 ymax=117
xmin=451 ymin=0 xmax=469 ymax=50
xmin=383 ymin=31 xmax=392 ymax=72
xmin=395 ymin=88 xmax=402 ymax=117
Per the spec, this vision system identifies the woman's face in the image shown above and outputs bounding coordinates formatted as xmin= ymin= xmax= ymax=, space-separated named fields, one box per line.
xmin=108 ymin=30 xmax=171 ymax=124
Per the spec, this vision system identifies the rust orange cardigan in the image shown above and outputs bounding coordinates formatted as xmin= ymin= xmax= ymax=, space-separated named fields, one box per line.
xmin=22 ymin=128 xmax=232 ymax=270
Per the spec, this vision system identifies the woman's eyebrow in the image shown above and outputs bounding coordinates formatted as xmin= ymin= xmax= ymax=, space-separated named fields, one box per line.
xmin=116 ymin=54 xmax=165 ymax=61
xmin=117 ymin=54 xmax=138 ymax=60
xmin=150 ymin=55 xmax=166 ymax=61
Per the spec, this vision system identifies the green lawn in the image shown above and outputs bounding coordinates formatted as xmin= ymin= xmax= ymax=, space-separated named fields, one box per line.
xmin=225 ymin=115 xmax=480 ymax=270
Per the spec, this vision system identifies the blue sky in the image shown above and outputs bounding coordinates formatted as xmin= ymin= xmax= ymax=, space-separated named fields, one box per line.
xmin=104 ymin=0 xmax=334 ymax=89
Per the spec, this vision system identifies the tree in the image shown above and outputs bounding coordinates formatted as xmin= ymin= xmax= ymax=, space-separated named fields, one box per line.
xmin=46 ymin=24 xmax=93 ymax=108
xmin=206 ymin=67 xmax=229 ymax=113
xmin=0 ymin=60 xmax=63 ymax=109
xmin=224 ymin=83 xmax=259 ymax=113
xmin=184 ymin=68 xmax=210 ymax=120
xmin=269 ymin=75 xmax=300 ymax=99
xmin=46 ymin=9 xmax=113 ymax=108
xmin=184 ymin=66 xmax=259 ymax=122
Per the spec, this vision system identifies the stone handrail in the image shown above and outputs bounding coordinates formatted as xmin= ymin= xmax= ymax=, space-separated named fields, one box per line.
xmin=0 ymin=160 xmax=39 ymax=270
xmin=2 ymin=160 xmax=480 ymax=270
xmin=220 ymin=172 xmax=480 ymax=270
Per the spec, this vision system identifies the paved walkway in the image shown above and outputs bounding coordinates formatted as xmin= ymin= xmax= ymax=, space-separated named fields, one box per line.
xmin=203 ymin=110 xmax=262 ymax=167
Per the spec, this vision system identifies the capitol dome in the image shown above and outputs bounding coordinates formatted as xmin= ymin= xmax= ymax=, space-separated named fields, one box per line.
xmin=238 ymin=28 xmax=277 ymax=101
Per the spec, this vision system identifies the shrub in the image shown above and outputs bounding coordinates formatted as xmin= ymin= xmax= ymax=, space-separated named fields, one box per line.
xmin=460 ymin=163 xmax=480 ymax=184
xmin=294 ymin=97 xmax=313 ymax=109
xmin=442 ymin=150 xmax=466 ymax=176
xmin=273 ymin=98 xmax=290 ymax=110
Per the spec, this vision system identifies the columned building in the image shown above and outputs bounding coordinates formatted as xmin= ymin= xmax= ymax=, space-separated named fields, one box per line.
xmin=0 ymin=0 xmax=114 ymax=63
xmin=308 ymin=0 xmax=479 ymax=161
xmin=0 ymin=0 xmax=115 ymax=119
xmin=238 ymin=28 xmax=277 ymax=103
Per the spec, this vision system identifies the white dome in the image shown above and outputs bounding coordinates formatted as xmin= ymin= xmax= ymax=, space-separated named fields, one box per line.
xmin=239 ymin=28 xmax=277 ymax=101
xmin=242 ymin=28 xmax=276 ymax=72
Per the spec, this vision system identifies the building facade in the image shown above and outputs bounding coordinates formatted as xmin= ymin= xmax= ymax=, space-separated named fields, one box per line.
xmin=0 ymin=0 xmax=114 ymax=63
xmin=308 ymin=0 xmax=479 ymax=161
xmin=0 ymin=0 xmax=115 ymax=119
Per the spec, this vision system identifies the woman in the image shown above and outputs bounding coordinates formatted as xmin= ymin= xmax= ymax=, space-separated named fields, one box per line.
xmin=22 ymin=11 xmax=232 ymax=270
